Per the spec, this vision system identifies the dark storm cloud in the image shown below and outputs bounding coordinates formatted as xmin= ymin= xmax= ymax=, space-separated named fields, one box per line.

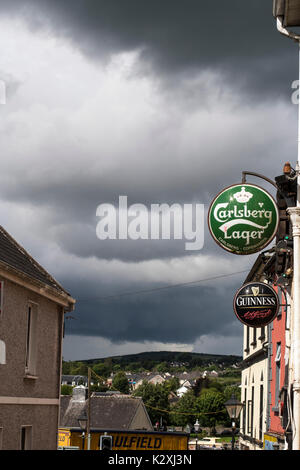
xmin=0 ymin=0 xmax=297 ymax=99
xmin=64 ymin=279 xmax=243 ymax=343
xmin=0 ymin=0 xmax=295 ymax=353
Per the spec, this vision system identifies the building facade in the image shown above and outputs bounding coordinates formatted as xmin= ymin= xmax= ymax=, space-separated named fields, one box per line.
xmin=239 ymin=253 xmax=272 ymax=450
xmin=0 ymin=226 xmax=75 ymax=450
xmin=240 ymin=323 xmax=269 ymax=450
xmin=239 ymin=251 xmax=292 ymax=450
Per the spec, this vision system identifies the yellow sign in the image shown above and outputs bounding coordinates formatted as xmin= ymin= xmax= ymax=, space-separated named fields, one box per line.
xmin=263 ymin=433 xmax=278 ymax=450
xmin=58 ymin=429 xmax=71 ymax=447
xmin=58 ymin=428 xmax=188 ymax=451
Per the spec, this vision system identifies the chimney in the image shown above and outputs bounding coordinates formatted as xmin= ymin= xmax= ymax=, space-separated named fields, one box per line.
xmin=72 ymin=385 xmax=86 ymax=402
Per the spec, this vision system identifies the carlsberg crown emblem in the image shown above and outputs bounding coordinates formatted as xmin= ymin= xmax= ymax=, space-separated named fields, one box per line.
xmin=233 ymin=187 xmax=253 ymax=204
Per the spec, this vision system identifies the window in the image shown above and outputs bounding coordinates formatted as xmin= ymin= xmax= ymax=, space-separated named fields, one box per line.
xmin=0 ymin=340 xmax=5 ymax=365
xmin=25 ymin=303 xmax=38 ymax=376
xmin=251 ymin=327 xmax=257 ymax=347
xmin=247 ymin=399 xmax=253 ymax=435
xmin=274 ymin=342 xmax=281 ymax=411
xmin=259 ymin=384 xmax=264 ymax=441
xmin=245 ymin=327 xmax=250 ymax=352
xmin=0 ymin=281 xmax=3 ymax=316
xmin=247 ymin=386 xmax=254 ymax=436
xmin=259 ymin=326 xmax=265 ymax=341
xmin=242 ymin=389 xmax=247 ymax=434
xmin=20 ymin=426 xmax=32 ymax=450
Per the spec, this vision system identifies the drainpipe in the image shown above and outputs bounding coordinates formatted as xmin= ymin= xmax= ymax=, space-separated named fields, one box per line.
xmin=266 ymin=324 xmax=272 ymax=434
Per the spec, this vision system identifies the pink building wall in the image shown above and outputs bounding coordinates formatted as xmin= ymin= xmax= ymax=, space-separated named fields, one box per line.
xmin=269 ymin=288 xmax=286 ymax=436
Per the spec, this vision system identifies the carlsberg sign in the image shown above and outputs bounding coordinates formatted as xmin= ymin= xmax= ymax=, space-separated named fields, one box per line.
xmin=208 ymin=184 xmax=279 ymax=255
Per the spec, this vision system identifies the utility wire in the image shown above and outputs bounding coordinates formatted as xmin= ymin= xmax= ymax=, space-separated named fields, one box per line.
xmin=144 ymin=404 xmax=226 ymax=416
xmin=77 ymin=270 xmax=249 ymax=303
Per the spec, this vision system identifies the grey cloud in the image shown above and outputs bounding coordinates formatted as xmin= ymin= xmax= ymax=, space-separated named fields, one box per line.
xmin=65 ymin=281 xmax=243 ymax=343
xmin=0 ymin=0 xmax=297 ymax=99
xmin=0 ymin=1 xmax=295 ymax=355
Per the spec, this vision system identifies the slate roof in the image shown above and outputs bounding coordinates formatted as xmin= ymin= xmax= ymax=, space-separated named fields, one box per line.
xmin=60 ymin=393 xmax=153 ymax=431
xmin=60 ymin=395 xmax=85 ymax=427
xmin=0 ymin=225 xmax=71 ymax=296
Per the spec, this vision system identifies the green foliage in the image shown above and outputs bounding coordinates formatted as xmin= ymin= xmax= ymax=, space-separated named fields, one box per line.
xmin=64 ymin=351 xmax=241 ymax=375
xmin=155 ymin=362 xmax=169 ymax=373
xmin=62 ymin=361 xmax=88 ymax=376
xmin=61 ymin=384 xmax=73 ymax=395
xmin=92 ymin=362 xmax=111 ymax=379
xmin=223 ymin=384 xmax=241 ymax=402
xmin=170 ymin=390 xmax=197 ymax=427
xmin=90 ymin=383 xmax=108 ymax=393
xmin=193 ymin=377 xmax=210 ymax=397
xmin=196 ymin=389 xmax=227 ymax=429
xmin=163 ymin=376 xmax=180 ymax=393
xmin=133 ymin=381 xmax=170 ymax=425
xmin=112 ymin=371 xmax=130 ymax=394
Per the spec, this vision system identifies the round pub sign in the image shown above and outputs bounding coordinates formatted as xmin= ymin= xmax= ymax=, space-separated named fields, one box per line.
xmin=208 ymin=184 xmax=279 ymax=255
xmin=233 ymin=282 xmax=279 ymax=328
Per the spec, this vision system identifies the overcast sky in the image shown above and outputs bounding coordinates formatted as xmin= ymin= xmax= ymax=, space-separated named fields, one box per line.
xmin=0 ymin=0 xmax=298 ymax=360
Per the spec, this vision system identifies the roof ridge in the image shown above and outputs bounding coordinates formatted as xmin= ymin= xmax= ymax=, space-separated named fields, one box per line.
xmin=0 ymin=225 xmax=69 ymax=295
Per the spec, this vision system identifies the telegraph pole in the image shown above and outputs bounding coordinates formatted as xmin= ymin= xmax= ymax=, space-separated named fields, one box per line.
xmin=87 ymin=367 xmax=91 ymax=450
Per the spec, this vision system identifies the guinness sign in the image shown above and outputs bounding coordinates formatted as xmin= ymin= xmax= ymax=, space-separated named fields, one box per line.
xmin=233 ymin=282 xmax=279 ymax=328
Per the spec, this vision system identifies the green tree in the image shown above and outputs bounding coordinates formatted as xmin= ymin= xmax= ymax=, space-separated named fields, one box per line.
xmin=90 ymin=383 xmax=109 ymax=393
xmin=196 ymin=389 xmax=227 ymax=432
xmin=61 ymin=384 xmax=73 ymax=395
xmin=155 ymin=362 xmax=168 ymax=373
xmin=71 ymin=362 xmax=88 ymax=376
xmin=92 ymin=362 xmax=111 ymax=379
xmin=223 ymin=385 xmax=241 ymax=402
xmin=193 ymin=377 xmax=210 ymax=397
xmin=133 ymin=381 xmax=170 ymax=425
xmin=163 ymin=377 xmax=180 ymax=393
xmin=170 ymin=390 xmax=197 ymax=428
xmin=112 ymin=371 xmax=130 ymax=394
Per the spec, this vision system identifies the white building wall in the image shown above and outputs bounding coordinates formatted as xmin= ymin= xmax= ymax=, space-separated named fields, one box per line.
xmin=240 ymin=325 xmax=269 ymax=450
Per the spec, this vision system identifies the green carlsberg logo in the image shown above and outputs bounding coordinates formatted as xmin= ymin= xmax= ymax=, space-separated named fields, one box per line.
xmin=208 ymin=184 xmax=279 ymax=255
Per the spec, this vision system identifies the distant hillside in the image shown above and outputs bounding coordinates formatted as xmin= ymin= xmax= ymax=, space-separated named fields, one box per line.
xmin=80 ymin=350 xmax=242 ymax=369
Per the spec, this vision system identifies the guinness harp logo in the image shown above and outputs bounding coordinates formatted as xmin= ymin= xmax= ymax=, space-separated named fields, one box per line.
xmin=251 ymin=286 xmax=259 ymax=297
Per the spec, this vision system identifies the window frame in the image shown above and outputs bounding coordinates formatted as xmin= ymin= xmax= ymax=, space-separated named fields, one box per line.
xmin=24 ymin=302 xmax=38 ymax=377
xmin=20 ymin=425 xmax=32 ymax=450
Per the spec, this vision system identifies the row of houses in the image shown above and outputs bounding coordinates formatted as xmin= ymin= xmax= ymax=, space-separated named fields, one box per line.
xmin=62 ymin=369 xmax=221 ymax=399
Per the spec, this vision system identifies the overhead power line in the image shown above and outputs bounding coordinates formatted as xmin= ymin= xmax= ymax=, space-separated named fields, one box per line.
xmin=144 ymin=403 xmax=226 ymax=416
xmin=78 ymin=270 xmax=249 ymax=303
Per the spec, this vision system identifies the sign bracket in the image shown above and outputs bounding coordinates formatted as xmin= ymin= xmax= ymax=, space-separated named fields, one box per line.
xmin=242 ymin=171 xmax=278 ymax=190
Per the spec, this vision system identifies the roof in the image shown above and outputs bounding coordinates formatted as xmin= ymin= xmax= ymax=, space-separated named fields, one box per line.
xmin=60 ymin=394 xmax=153 ymax=431
xmin=60 ymin=395 xmax=85 ymax=427
xmin=61 ymin=375 xmax=88 ymax=381
xmin=0 ymin=225 xmax=72 ymax=297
